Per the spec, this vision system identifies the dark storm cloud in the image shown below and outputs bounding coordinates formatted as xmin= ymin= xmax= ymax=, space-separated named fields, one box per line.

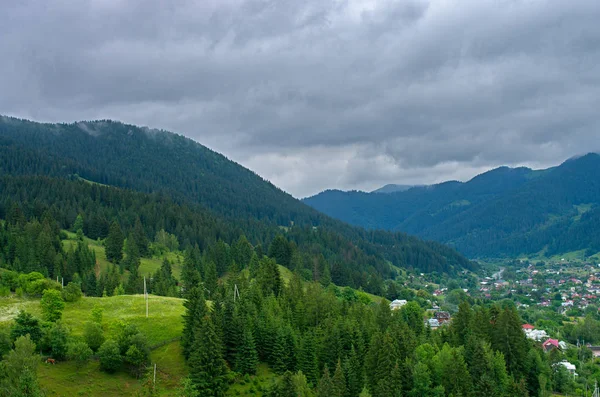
xmin=1 ymin=0 xmax=600 ymax=197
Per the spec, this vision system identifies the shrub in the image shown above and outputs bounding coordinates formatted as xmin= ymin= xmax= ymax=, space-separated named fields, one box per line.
xmin=62 ymin=282 xmax=83 ymax=302
xmin=98 ymin=340 xmax=122 ymax=373
xmin=41 ymin=289 xmax=65 ymax=322
xmin=67 ymin=341 xmax=93 ymax=365
xmin=10 ymin=311 xmax=43 ymax=346
xmin=125 ymin=345 xmax=148 ymax=378
xmin=0 ymin=328 xmax=11 ymax=359
xmin=84 ymin=322 xmax=105 ymax=352
xmin=47 ymin=321 xmax=70 ymax=360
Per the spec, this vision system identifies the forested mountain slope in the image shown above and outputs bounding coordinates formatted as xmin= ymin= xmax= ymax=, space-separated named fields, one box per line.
xmin=305 ymin=154 xmax=600 ymax=258
xmin=0 ymin=116 xmax=474 ymax=287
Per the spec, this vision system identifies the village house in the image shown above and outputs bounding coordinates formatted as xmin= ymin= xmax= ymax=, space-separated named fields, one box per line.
xmin=390 ymin=299 xmax=408 ymax=310
xmin=434 ymin=311 xmax=451 ymax=325
xmin=542 ymin=338 xmax=561 ymax=352
xmin=555 ymin=361 xmax=577 ymax=377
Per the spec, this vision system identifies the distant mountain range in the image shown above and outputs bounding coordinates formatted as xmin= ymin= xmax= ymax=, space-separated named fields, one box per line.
xmin=0 ymin=116 xmax=474 ymax=288
xmin=304 ymin=154 xmax=600 ymax=258
xmin=372 ymin=184 xmax=422 ymax=194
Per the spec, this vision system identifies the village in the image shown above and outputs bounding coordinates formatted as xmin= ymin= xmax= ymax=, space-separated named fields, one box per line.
xmin=388 ymin=257 xmax=600 ymax=387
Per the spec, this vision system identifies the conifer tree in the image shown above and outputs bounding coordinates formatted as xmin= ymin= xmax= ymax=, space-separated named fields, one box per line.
xmin=188 ymin=316 xmax=228 ymax=397
xmin=73 ymin=214 xmax=84 ymax=233
xmin=181 ymin=287 xmax=207 ymax=359
xmin=124 ymin=232 xmax=141 ymax=271
xmin=332 ymin=359 xmax=347 ymax=397
xmin=105 ymin=221 xmax=124 ymax=263
xmin=451 ymin=300 xmax=473 ymax=347
xmin=125 ymin=262 xmax=143 ymax=294
xmin=491 ymin=306 xmax=528 ymax=378
xmin=133 ymin=218 xmax=149 ymax=257
xmin=235 ymin=325 xmax=258 ymax=375
xmin=181 ymin=248 xmax=202 ymax=295
xmin=345 ymin=345 xmax=364 ymax=397
xmin=317 ymin=366 xmax=335 ymax=397
xmin=272 ymin=330 xmax=289 ymax=374
xmin=204 ymin=260 xmax=218 ymax=299
xmin=298 ymin=332 xmax=319 ymax=386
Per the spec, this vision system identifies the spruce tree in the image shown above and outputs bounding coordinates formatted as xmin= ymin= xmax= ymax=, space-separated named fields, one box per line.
xmin=188 ymin=316 xmax=228 ymax=397
xmin=181 ymin=287 xmax=207 ymax=359
xmin=317 ymin=366 xmax=335 ymax=397
xmin=298 ymin=332 xmax=319 ymax=386
xmin=204 ymin=261 xmax=218 ymax=299
xmin=181 ymin=248 xmax=201 ymax=295
xmin=345 ymin=345 xmax=364 ymax=397
xmin=132 ymin=218 xmax=149 ymax=257
xmin=272 ymin=330 xmax=289 ymax=374
xmin=125 ymin=263 xmax=143 ymax=294
xmin=332 ymin=359 xmax=347 ymax=397
xmin=124 ymin=232 xmax=140 ymax=271
xmin=235 ymin=326 xmax=258 ymax=375
xmin=105 ymin=221 xmax=124 ymax=263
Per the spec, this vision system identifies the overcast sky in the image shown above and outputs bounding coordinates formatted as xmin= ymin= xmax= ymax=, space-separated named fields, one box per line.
xmin=2 ymin=0 xmax=600 ymax=197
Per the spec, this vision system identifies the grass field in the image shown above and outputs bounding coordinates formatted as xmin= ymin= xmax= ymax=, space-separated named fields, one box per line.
xmin=2 ymin=293 xmax=188 ymax=396
xmin=0 ymin=294 xmax=185 ymax=345
xmin=226 ymin=364 xmax=278 ymax=396
xmin=39 ymin=341 xmax=187 ymax=397
xmin=62 ymin=231 xmax=184 ymax=281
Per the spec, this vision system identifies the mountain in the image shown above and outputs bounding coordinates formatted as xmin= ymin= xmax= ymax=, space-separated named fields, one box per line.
xmin=304 ymin=155 xmax=600 ymax=258
xmin=372 ymin=184 xmax=419 ymax=194
xmin=0 ymin=116 xmax=475 ymax=290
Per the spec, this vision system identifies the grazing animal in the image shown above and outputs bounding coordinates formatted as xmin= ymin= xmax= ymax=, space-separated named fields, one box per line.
xmin=46 ymin=358 xmax=56 ymax=365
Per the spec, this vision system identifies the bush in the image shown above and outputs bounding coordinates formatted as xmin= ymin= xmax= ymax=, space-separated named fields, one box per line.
xmin=67 ymin=341 xmax=93 ymax=365
xmin=125 ymin=344 xmax=148 ymax=378
xmin=10 ymin=311 xmax=43 ymax=346
xmin=40 ymin=289 xmax=65 ymax=322
xmin=47 ymin=321 xmax=70 ymax=360
xmin=0 ymin=268 xmax=19 ymax=291
xmin=62 ymin=282 xmax=83 ymax=302
xmin=0 ymin=328 xmax=11 ymax=359
xmin=98 ymin=340 xmax=122 ymax=373
xmin=84 ymin=322 xmax=105 ymax=352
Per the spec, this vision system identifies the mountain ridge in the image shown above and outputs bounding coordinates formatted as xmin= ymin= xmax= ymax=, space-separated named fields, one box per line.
xmin=0 ymin=116 xmax=475 ymax=289
xmin=304 ymin=154 xmax=600 ymax=258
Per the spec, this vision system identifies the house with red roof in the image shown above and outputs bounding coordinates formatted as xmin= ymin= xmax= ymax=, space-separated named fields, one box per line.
xmin=522 ymin=324 xmax=535 ymax=331
xmin=542 ymin=338 xmax=560 ymax=352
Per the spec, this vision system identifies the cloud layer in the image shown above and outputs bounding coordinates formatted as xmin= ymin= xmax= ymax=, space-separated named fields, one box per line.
xmin=2 ymin=0 xmax=599 ymax=197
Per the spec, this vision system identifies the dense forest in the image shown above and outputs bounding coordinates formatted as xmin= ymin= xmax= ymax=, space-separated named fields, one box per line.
xmin=0 ymin=116 xmax=475 ymax=285
xmin=180 ymin=276 xmax=568 ymax=397
xmin=306 ymin=154 xmax=600 ymax=258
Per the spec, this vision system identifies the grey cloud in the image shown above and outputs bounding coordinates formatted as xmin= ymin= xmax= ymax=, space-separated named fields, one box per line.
xmin=1 ymin=0 xmax=600 ymax=197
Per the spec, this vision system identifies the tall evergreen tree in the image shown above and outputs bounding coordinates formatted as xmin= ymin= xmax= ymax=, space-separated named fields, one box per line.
xmin=345 ymin=345 xmax=364 ymax=397
xmin=332 ymin=359 xmax=347 ymax=397
xmin=188 ymin=316 xmax=228 ymax=397
xmin=181 ymin=287 xmax=207 ymax=359
xmin=317 ymin=366 xmax=335 ymax=397
xmin=132 ymin=217 xmax=149 ymax=257
xmin=105 ymin=221 xmax=124 ymax=263
xmin=298 ymin=332 xmax=319 ymax=386
xmin=204 ymin=261 xmax=218 ymax=299
xmin=181 ymin=248 xmax=202 ymax=295
xmin=235 ymin=325 xmax=258 ymax=375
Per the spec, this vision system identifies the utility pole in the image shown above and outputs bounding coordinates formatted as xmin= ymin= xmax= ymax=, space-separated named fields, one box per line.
xmin=153 ymin=363 xmax=156 ymax=388
xmin=234 ymin=284 xmax=240 ymax=302
xmin=144 ymin=277 xmax=148 ymax=318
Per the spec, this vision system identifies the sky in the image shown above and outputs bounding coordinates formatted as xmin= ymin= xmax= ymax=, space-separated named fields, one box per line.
xmin=1 ymin=0 xmax=600 ymax=198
